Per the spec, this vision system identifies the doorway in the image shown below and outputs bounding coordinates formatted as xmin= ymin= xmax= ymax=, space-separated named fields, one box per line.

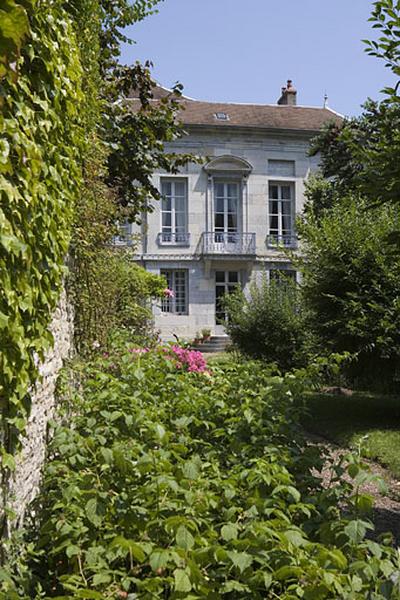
xmin=215 ymin=270 xmax=240 ymax=332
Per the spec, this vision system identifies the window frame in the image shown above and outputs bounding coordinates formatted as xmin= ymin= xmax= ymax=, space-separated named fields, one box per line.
xmin=160 ymin=178 xmax=189 ymax=245
xmin=160 ymin=269 xmax=189 ymax=315
xmin=267 ymin=181 xmax=296 ymax=247
xmin=213 ymin=179 xmax=241 ymax=234
xmin=215 ymin=270 xmax=241 ymax=324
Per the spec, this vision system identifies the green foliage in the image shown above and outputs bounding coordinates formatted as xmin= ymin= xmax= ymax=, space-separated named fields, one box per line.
xmin=72 ymin=247 xmax=166 ymax=352
xmin=224 ymin=276 xmax=309 ymax=370
xmin=2 ymin=349 xmax=400 ymax=598
xmin=0 ymin=0 xmax=32 ymax=81
xmin=0 ymin=0 xmax=192 ymax=537
xmin=0 ymin=0 xmax=84 ymax=468
xmin=365 ymin=0 xmax=400 ymax=99
xmin=308 ymin=101 xmax=400 ymax=214
xmin=106 ymin=71 xmax=200 ymax=219
xmin=297 ymin=197 xmax=400 ymax=387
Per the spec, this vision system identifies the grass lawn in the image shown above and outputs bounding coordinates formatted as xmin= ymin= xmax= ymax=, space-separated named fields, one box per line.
xmin=300 ymin=391 xmax=400 ymax=479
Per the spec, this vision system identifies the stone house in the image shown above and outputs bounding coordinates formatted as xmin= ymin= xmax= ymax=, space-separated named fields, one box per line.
xmin=126 ymin=81 xmax=341 ymax=341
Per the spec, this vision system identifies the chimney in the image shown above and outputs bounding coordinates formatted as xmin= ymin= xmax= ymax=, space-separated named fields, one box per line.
xmin=277 ymin=80 xmax=297 ymax=106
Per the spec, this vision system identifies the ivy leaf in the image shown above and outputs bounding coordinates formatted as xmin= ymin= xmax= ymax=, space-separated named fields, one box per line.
xmin=176 ymin=525 xmax=194 ymax=550
xmin=2 ymin=452 xmax=15 ymax=471
xmin=173 ymin=568 xmax=192 ymax=593
xmin=0 ymin=311 xmax=8 ymax=329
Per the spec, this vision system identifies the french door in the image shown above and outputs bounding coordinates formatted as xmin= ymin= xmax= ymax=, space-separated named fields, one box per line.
xmin=214 ymin=181 xmax=239 ymax=240
xmin=215 ymin=271 xmax=240 ymax=326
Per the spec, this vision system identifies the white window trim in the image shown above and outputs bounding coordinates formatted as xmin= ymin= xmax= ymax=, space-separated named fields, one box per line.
xmin=160 ymin=178 xmax=189 ymax=245
xmin=267 ymin=180 xmax=296 ymax=247
xmin=212 ymin=178 xmax=242 ymax=234
xmin=160 ymin=269 xmax=189 ymax=315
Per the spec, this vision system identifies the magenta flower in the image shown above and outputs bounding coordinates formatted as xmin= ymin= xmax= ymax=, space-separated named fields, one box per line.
xmin=168 ymin=345 xmax=209 ymax=373
xmin=164 ymin=288 xmax=175 ymax=298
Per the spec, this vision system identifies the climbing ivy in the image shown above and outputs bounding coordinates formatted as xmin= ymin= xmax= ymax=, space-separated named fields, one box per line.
xmin=0 ymin=0 xmax=84 ymax=485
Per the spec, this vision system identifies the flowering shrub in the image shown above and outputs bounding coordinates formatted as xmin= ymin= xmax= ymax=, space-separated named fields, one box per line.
xmin=168 ymin=345 xmax=209 ymax=373
xmin=125 ymin=344 xmax=209 ymax=374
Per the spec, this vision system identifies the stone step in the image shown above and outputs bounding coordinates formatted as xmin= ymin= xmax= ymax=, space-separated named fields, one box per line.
xmin=191 ymin=335 xmax=230 ymax=353
xmin=198 ymin=346 xmax=227 ymax=353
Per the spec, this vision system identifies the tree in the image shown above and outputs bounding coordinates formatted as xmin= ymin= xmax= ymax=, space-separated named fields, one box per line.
xmin=297 ymin=197 xmax=400 ymax=387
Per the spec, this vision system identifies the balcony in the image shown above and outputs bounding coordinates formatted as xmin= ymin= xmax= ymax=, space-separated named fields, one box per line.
xmin=157 ymin=232 xmax=191 ymax=246
xmin=201 ymin=232 xmax=256 ymax=256
xmin=266 ymin=234 xmax=297 ymax=249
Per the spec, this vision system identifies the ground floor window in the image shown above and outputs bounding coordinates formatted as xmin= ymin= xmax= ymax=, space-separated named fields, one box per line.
xmin=215 ymin=271 xmax=240 ymax=324
xmin=161 ymin=270 xmax=188 ymax=314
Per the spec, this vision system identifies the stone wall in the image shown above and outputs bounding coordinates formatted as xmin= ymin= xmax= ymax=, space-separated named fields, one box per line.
xmin=9 ymin=286 xmax=74 ymax=525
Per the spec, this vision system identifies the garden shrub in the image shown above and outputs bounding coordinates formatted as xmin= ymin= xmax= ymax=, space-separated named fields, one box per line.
xmin=297 ymin=197 xmax=400 ymax=389
xmin=2 ymin=345 xmax=399 ymax=599
xmin=224 ymin=276 xmax=309 ymax=370
xmin=71 ymin=246 xmax=166 ymax=353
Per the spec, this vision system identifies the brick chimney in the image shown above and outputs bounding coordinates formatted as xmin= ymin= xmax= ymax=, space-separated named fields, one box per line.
xmin=277 ymin=80 xmax=297 ymax=106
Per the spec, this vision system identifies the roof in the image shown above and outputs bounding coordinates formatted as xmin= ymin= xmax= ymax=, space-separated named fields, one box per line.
xmin=127 ymin=85 xmax=343 ymax=133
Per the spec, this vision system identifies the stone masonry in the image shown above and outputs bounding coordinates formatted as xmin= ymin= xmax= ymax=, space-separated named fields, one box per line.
xmin=9 ymin=286 xmax=74 ymax=525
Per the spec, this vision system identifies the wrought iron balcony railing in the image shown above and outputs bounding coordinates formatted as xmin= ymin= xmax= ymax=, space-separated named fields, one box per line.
xmin=202 ymin=232 xmax=256 ymax=255
xmin=157 ymin=232 xmax=191 ymax=246
xmin=266 ymin=234 xmax=297 ymax=249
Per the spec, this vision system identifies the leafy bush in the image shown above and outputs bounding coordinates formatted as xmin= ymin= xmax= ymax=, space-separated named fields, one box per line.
xmin=2 ymin=346 xmax=400 ymax=599
xmin=71 ymin=246 xmax=166 ymax=353
xmin=224 ymin=276 xmax=309 ymax=370
xmin=297 ymin=197 xmax=400 ymax=388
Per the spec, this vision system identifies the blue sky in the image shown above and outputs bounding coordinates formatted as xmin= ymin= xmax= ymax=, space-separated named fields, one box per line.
xmin=120 ymin=0 xmax=395 ymax=118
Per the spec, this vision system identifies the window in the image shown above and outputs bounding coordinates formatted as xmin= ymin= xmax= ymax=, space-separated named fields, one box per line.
xmin=215 ymin=271 xmax=240 ymax=323
xmin=113 ymin=220 xmax=132 ymax=245
xmin=268 ymin=182 xmax=295 ymax=246
xmin=214 ymin=112 xmax=229 ymax=121
xmin=214 ymin=181 xmax=239 ymax=234
xmin=268 ymin=160 xmax=295 ymax=177
xmin=161 ymin=270 xmax=188 ymax=314
xmin=160 ymin=179 xmax=188 ymax=244
xmin=269 ymin=269 xmax=297 ymax=284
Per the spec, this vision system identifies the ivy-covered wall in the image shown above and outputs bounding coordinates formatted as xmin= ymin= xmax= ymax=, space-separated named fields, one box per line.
xmin=0 ymin=0 xmax=84 ymax=527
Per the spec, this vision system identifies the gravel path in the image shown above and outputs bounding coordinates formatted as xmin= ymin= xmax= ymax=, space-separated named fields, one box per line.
xmin=304 ymin=430 xmax=400 ymax=545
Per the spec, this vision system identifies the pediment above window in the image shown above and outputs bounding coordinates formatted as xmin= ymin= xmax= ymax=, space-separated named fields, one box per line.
xmin=204 ymin=155 xmax=253 ymax=176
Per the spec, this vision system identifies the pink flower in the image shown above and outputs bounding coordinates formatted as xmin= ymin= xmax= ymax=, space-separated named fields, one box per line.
xmin=164 ymin=288 xmax=175 ymax=298
xmin=167 ymin=345 xmax=209 ymax=373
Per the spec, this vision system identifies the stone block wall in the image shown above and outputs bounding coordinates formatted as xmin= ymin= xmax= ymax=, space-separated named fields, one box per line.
xmin=9 ymin=286 xmax=74 ymax=526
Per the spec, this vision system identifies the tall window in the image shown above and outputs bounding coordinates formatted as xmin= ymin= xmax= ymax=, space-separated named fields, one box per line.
xmin=214 ymin=182 xmax=239 ymax=233
xmin=215 ymin=271 xmax=239 ymax=323
xmin=161 ymin=179 xmax=188 ymax=243
xmin=268 ymin=182 xmax=294 ymax=245
xmin=161 ymin=270 xmax=188 ymax=314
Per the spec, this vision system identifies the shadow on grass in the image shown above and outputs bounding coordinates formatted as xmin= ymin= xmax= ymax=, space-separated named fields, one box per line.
xmin=300 ymin=391 xmax=400 ymax=478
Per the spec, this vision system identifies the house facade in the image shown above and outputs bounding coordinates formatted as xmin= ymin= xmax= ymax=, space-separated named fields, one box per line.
xmin=127 ymin=81 xmax=341 ymax=340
